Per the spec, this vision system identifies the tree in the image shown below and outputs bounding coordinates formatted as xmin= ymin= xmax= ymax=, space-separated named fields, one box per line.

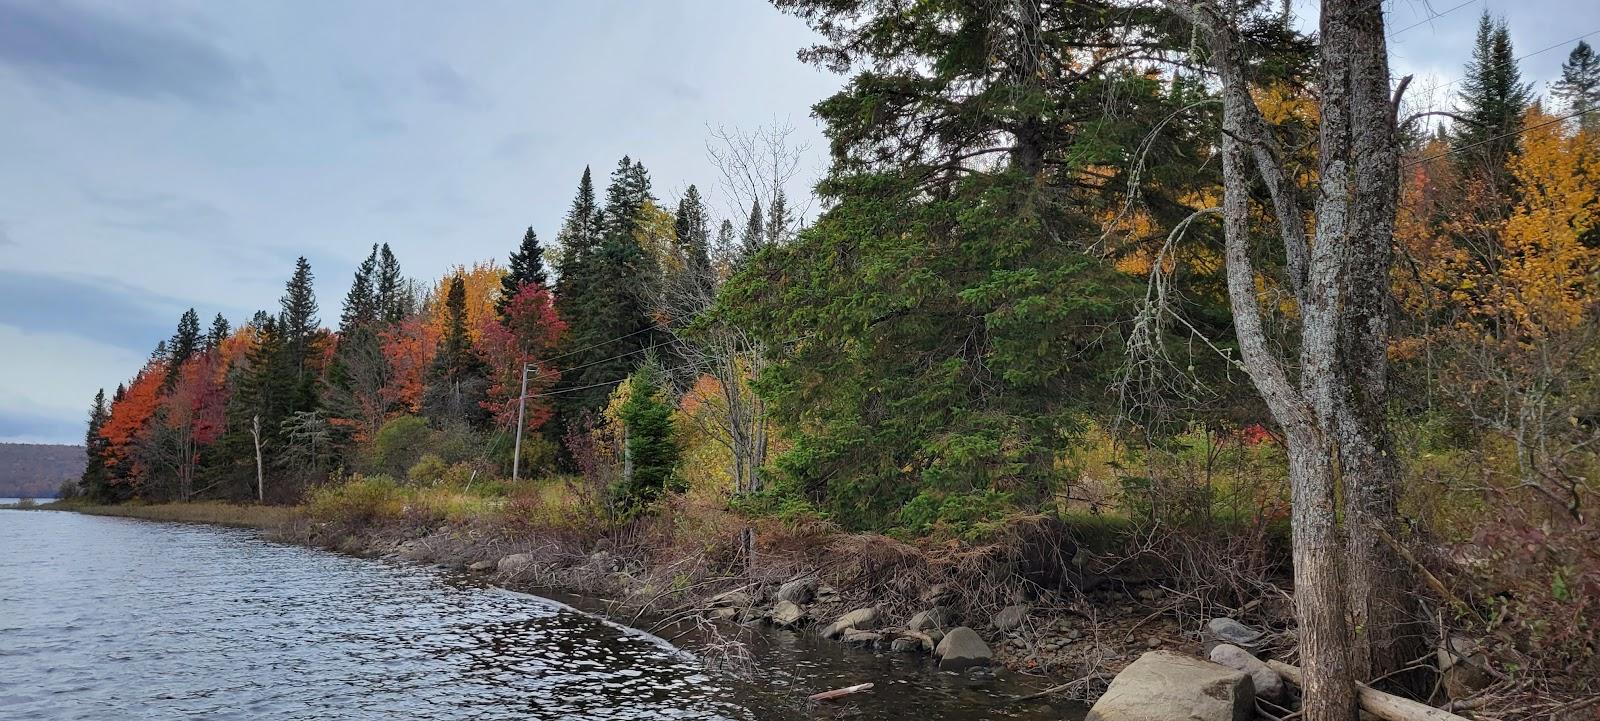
xmin=1552 ymin=40 xmax=1600 ymax=134
xmin=327 ymin=246 xmax=392 ymax=447
xmin=498 ymin=227 xmax=548 ymax=317
xmin=99 ymin=366 xmax=165 ymax=498
xmin=340 ymin=245 xmax=380 ymax=333
xmin=423 ymin=275 xmax=490 ymax=427
xmin=375 ymin=243 xmax=410 ymax=325
xmin=739 ymin=198 xmax=764 ymax=259
xmin=616 ymin=360 xmax=680 ymax=513
xmin=674 ymin=185 xmax=713 ymax=287
xmin=165 ymin=308 xmax=201 ymax=389
xmin=477 ymin=283 xmax=566 ymax=437
xmin=1453 ymin=13 xmax=1533 ymax=180
xmin=426 ymin=260 xmax=504 ymax=345
xmin=205 ymin=313 xmax=230 ymax=352
xmin=764 ymin=189 xmax=790 ymax=247
xmin=80 ymin=388 xmax=111 ymax=500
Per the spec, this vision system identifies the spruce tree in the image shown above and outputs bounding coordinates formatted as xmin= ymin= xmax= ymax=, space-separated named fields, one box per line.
xmin=205 ymin=313 xmax=230 ymax=352
xmin=1552 ymin=40 xmax=1600 ymax=133
xmin=554 ymin=167 xmax=601 ymax=326
xmin=165 ymin=308 xmax=201 ymax=388
xmin=80 ymin=388 xmax=110 ymax=500
xmin=674 ymin=185 xmax=712 ymax=277
xmin=375 ymin=243 xmax=407 ymax=325
xmin=498 ymin=227 xmax=549 ymax=316
xmin=740 ymin=198 xmax=764 ymax=259
xmin=616 ymin=360 xmax=681 ymax=514
xmin=764 ymin=190 xmax=789 ymax=247
xmin=423 ymin=275 xmax=489 ymax=427
xmin=278 ymin=257 xmax=322 ymax=413
xmin=339 ymin=245 xmax=379 ymax=333
xmin=1453 ymin=13 xmax=1533 ymax=178
xmin=713 ymin=219 xmax=737 ymax=272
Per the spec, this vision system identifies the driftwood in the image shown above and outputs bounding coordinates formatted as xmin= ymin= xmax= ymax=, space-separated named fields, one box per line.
xmin=808 ymin=682 xmax=874 ymax=701
xmin=1267 ymin=660 xmax=1471 ymax=721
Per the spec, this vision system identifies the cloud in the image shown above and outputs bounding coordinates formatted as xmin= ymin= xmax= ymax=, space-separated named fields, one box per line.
xmin=0 ymin=408 xmax=85 ymax=446
xmin=0 ymin=221 xmax=13 ymax=247
xmin=0 ymin=271 xmax=196 ymax=353
xmin=492 ymin=132 xmax=541 ymax=161
xmin=81 ymin=186 xmax=229 ymax=236
xmin=0 ymin=323 xmax=149 ymax=444
xmin=0 ymin=1 xmax=259 ymax=106
xmin=419 ymin=61 xmax=487 ymax=108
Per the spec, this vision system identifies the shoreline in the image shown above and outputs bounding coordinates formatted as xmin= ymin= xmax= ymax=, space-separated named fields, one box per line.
xmin=36 ymin=500 xmax=1244 ymax=706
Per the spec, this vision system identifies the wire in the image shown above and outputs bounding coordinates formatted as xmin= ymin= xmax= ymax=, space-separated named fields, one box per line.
xmin=1402 ymin=106 xmax=1599 ymax=169
xmin=1422 ymin=29 xmax=1600 ymax=95
xmin=535 ymin=322 xmax=667 ymax=366
xmin=527 ymin=361 xmax=698 ymax=399
xmin=525 ymin=339 xmax=674 ymax=381
xmin=1387 ymin=0 xmax=1478 ymax=39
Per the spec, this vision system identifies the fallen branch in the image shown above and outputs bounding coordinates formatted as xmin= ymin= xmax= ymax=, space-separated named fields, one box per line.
xmin=1267 ymin=660 xmax=1472 ymax=721
xmin=808 ymin=683 xmax=874 ymax=701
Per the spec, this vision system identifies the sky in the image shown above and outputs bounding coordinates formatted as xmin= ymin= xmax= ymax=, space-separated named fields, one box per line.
xmin=1 ymin=0 xmax=1596 ymax=445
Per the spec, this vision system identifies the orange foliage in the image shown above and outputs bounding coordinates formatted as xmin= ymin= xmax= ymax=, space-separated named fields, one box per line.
xmin=380 ymin=316 xmax=437 ymax=414
xmin=99 ymin=366 xmax=165 ymax=481
xmin=427 ymin=260 xmax=505 ymax=344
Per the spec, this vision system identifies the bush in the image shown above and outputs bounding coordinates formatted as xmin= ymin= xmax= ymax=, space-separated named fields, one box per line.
xmin=407 ymin=454 xmax=449 ymax=485
xmin=308 ymin=474 xmax=406 ymax=526
xmin=365 ymin=416 xmax=431 ymax=477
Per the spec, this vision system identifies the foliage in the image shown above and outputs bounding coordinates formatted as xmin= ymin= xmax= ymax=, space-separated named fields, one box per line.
xmin=365 ymin=415 xmax=431 ymax=478
xmin=307 ymin=474 xmax=407 ymax=526
xmin=614 ymin=362 xmax=682 ymax=515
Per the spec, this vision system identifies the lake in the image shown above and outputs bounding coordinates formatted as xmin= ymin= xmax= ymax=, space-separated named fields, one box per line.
xmin=0 ymin=509 xmax=1081 ymax=720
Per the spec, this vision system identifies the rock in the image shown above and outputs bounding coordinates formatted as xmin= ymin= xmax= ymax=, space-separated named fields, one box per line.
xmin=820 ymin=607 xmax=881 ymax=640
xmin=899 ymin=630 xmax=937 ymax=652
xmin=1208 ymin=643 xmax=1285 ymax=703
xmin=1086 ymin=650 xmax=1254 ymax=721
xmin=891 ymin=636 xmax=922 ymax=653
xmin=707 ymin=607 xmax=740 ymax=621
xmin=467 ymin=559 xmax=496 ymax=572
xmin=993 ymin=604 xmax=1030 ymax=631
xmin=908 ymin=605 xmax=954 ymax=631
xmin=776 ymin=577 xmax=817 ymax=605
xmin=1145 ymin=636 xmax=1162 ymax=649
xmin=840 ymin=629 xmax=883 ymax=645
xmin=1438 ymin=635 xmax=1492 ymax=700
xmin=708 ymin=588 xmax=753 ymax=609
xmin=496 ymin=553 xmax=534 ymax=574
xmin=1204 ymin=618 xmax=1264 ymax=648
xmin=770 ymin=600 xmax=806 ymax=628
xmin=815 ymin=585 xmax=842 ymax=602
xmin=934 ymin=626 xmax=993 ymax=671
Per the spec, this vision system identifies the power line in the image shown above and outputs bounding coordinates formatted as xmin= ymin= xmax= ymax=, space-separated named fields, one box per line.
xmin=524 ymin=338 xmax=674 ymax=381
xmin=537 ymin=322 xmax=666 ymax=366
xmin=1402 ymin=105 xmax=1598 ymax=169
xmin=1421 ymin=29 xmax=1600 ymax=95
xmin=1387 ymin=0 xmax=1478 ymax=39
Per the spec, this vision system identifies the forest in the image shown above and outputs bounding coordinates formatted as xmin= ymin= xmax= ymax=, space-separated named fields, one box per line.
xmin=67 ymin=3 xmax=1598 ymax=720
xmin=0 ymin=443 xmax=85 ymax=498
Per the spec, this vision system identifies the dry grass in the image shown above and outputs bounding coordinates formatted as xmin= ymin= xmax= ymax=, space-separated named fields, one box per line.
xmin=61 ymin=501 xmax=301 ymax=530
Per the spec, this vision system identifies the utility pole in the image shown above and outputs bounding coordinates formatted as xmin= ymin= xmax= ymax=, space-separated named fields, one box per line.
xmin=511 ymin=363 xmax=532 ymax=482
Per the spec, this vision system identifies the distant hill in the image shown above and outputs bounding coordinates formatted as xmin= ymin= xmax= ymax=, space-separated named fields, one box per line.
xmin=0 ymin=443 xmax=85 ymax=498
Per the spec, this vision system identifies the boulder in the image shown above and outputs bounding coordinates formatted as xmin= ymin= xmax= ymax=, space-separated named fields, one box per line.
xmin=770 ymin=600 xmax=806 ymax=628
xmin=993 ymin=604 xmax=1030 ymax=631
xmin=1208 ymin=644 xmax=1285 ymax=703
xmin=908 ymin=605 xmax=954 ymax=632
xmin=840 ymin=629 xmax=883 ymax=645
xmin=708 ymin=588 xmax=754 ymax=609
xmin=934 ymin=626 xmax=993 ymax=671
xmin=891 ymin=636 xmax=922 ymax=653
xmin=1204 ymin=618 xmax=1264 ymax=648
xmin=467 ymin=559 xmax=496 ymax=572
xmin=776 ymin=577 xmax=817 ymax=605
xmin=496 ymin=553 xmax=534 ymax=574
xmin=1086 ymin=651 xmax=1253 ymax=721
xmin=820 ymin=607 xmax=881 ymax=640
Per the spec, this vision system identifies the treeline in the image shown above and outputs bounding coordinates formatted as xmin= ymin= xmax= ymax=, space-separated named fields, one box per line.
xmin=0 ymin=443 xmax=85 ymax=498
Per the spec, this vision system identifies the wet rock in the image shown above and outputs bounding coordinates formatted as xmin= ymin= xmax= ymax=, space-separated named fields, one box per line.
xmin=891 ymin=636 xmax=922 ymax=653
xmin=840 ymin=629 xmax=883 ymax=645
xmin=934 ymin=626 xmax=993 ymax=671
xmin=1208 ymin=643 xmax=1285 ymax=703
xmin=467 ymin=559 xmax=496 ymax=572
xmin=993 ymin=604 xmax=1030 ymax=631
xmin=1204 ymin=618 xmax=1264 ymax=648
xmin=497 ymin=553 xmax=534 ymax=574
xmin=899 ymin=630 xmax=937 ymax=653
xmin=776 ymin=577 xmax=817 ymax=605
xmin=770 ymin=600 xmax=806 ymax=628
xmin=908 ymin=605 xmax=954 ymax=632
xmin=1086 ymin=650 xmax=1253 ymax=721
xmin=820 ymin=607 xmax=881 ymax=640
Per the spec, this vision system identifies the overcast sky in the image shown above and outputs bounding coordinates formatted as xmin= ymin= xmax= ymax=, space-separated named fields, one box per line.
xmin=2 ymin=1 xmax=1595 ymax=445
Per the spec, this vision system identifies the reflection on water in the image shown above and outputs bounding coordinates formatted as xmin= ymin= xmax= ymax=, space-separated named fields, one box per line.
xmin=0 ymin=510 xmax=1080 ymax=720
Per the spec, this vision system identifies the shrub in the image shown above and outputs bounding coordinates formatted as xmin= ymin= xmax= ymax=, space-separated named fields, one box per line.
xmin=366 ymin=416 xmax=431 ymax=477
xmin=308 ymin=474 xmax=406 ymax=526
xmin=407 ymin=454 xmax=449 ymax=485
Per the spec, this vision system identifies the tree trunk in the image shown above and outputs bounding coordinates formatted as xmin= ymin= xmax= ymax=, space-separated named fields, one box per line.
xmin=252 ymin=414 xmax=264 ymax=503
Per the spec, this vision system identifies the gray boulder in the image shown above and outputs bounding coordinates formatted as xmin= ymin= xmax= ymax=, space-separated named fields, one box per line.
xmin=467 ymin=559 xmax=496 ymax=572
xmin=1086 ymin=651 xmax=1253 ymax=721
xmin=908 ymin=605 xmax=954 ymax=631
xmin=934 ymin=626 xmax=993 ymax=671
xmin=993 ymin=604 xmax=1030 ymax=631
xmin=708 ymin=588 xmax=753 ymax=609
xmin=1205 ymin=618 xmax=1264 ymax=648
xmin=776 ymin=577 xmax=817 ymax=605
xmin=820 ymin=606 xmax=881 ymax=640
xmin=770 ymin=600 xmax=806 ymax=628
xmin=1208 ymin=644 xmax=1285 ymax=702
xmin=496 ymin=553 xmax=534 ymax=574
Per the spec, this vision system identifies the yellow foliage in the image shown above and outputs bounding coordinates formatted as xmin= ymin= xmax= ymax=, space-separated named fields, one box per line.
xmin=426 ymin=259 xmax=507 ymax=343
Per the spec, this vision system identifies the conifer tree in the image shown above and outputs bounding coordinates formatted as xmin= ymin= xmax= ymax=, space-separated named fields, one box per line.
xmin=375 ymin=243 xmax=407 ymax=325
xmin=278 ymin=257 xmax=322 ymax=413
xmin=340 ymin=245 xmax=379 ymax=333
xmin=616 ymin=360 xmax=681 ymax=514
xmin=165 ymin=308 xmax=201 ymax=388
xmin=713 ymin=219 xmax=737 ymax=273
xmin=1553 ymin=40 xmax=1600 ymax=133
xmin=554 ymin=167 xmax=601 ymax=324
xmin=423 ymin=275 xmax=489 ymax=427
xmin=80 ymin=388 xmax=111 ymax=500
xmin=1454 ymin=13 xmax=1533 ymax=177
xmin=205 ymin=314 xmax=230 ymax=352
xmin=674 ymin=185 xmax=712 ymax=280
xmin=499 ymin=227 xmax=549 ymax=317
xmin=740 ymin=198 xmax=764 ymax=259
xmin=764 ymin=189 xmax=789 ymax=247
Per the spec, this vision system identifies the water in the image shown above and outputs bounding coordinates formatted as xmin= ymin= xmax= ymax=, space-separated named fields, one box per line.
xmin=0 ymin=509 xmax=1082 ymax=720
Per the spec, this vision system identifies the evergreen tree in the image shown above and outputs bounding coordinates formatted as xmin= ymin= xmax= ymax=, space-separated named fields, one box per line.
xmin=713 ymin=219 xmax=737 ymax=272
xmin=220 ymin=313 xmax=293 ymax=495
xmin=423 ymin=275 xmax=489 ymax=426
xmin=278 ymin=257 xmax=322 ymax=413
xmin=1552 ymin=40 xmax=1600 ymax=133
xmin=674 ymin=185 xmax=712 ymax=280
xmin=165 ymin=308 xmax=201 ymax=388
xmin=764 ymin=190 xmax=789 ymax=247
xmin=205 ymin=313 xmax=230 ymax=352
xmin=150 ymin=339 xmax=168 ymax=364
xmin=616 ymin=360 xmax=681 ymax=513
xmin=554 ymin=167 xmax=601 ymax=325
xmin=80 ymin=388 xmax=111 ymax=500
xmin=739 ymin=198 xmax=764 ymax=259
xmin=1453 ymin=13 xmax=1533 ymax=178
xmin=499 ymin=227 xmax=549 ymax=317
xmin=339 ymin=245 xmax=379 ymax=333
xmin=375 ymin=243 xmax=407 ymax=325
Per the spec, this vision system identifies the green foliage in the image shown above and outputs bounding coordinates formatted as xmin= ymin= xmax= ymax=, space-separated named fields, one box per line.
xmin=408 ymin=453 xmax=449 ymax=484
xmin=614 ymin=362 xmax=681 ymax=514
xmin=1452 ymin=13 xmax=1534 ymax=175
xmin=895 ymin=488 xmax=1016 ymax=541
xmin=365 ymin=415 xmax=431 ymax=477
xmin=307 ymin=474 xmax=406 ymax=525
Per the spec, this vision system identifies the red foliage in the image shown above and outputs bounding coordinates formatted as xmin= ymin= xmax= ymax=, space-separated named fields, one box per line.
xmin=99 ymin=365 xmax=165 ymax=484
xmin=477 ymin=282 xmax=567 ymax=432
xmin=166 ymin=352 xmax=228 ymax=446
xmin=380 ymin=316 xmax=437 ymax=414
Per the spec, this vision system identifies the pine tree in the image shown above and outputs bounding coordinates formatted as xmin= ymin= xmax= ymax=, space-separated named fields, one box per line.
xmin=205 ymin=313 xmax=230 ymax=352
xmin=340 ymin=245 xmax=379 ymax=333
xmin=1454 ymin=13 xmax=1533 ymax=178
xmin=764 ymin=189 xmax=789 ymax=247
xmin=498 ymin=227 xmax=549 ymax=317
xmin=375 ymin=243 xmax=407 ymax=325
xmin=713 ymin=219 xmax=737 ymax=273
xmin=165 ymin=308 xmax=201 ymax=388
xmin=1552 ymin=40 xmax=1600 ymax=133
xmin=80 ymin=388 xmax=111 ymax=500
xmin=740 ymin=198 xmax=764 ymax=259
